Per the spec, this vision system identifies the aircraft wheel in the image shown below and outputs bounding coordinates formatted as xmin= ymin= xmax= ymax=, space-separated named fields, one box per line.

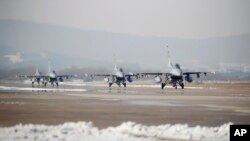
xmin=161 ymin=83 xmax=166 ymax=89
xmin=109 ymin=83 xmax=112 ymax=87
xmin=180 ymin=83 xmax=184 ymax=89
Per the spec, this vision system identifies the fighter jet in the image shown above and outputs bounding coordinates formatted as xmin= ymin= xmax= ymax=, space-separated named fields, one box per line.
xmin=139 ymin=46 xmax=211 ymax=89
xmin=19 ymin=61 xmax=73 ymax=87
xmin=18 ymin=68 xmax=44 ymax=87
xmin=90 ymin=64 xmax=138 ymax=87
xmin=42 ymin=61 xmax=73 ymax=87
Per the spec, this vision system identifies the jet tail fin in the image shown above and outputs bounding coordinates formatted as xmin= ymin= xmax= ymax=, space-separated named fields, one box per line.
xmin=113 ymin=54 xmax=118 ymax=71
xmin=48 ymin=60 xmax=51 ymax=73
xmin=114 ymin=64 xmax=118 ymax=71
xmin=166 ymin=45 xmax=173 ymax=68
xmin=35 ymin=68 xmax=39 ymax=75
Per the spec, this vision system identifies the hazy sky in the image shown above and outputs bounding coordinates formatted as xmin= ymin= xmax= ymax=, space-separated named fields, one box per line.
xmin=1 ymin=0 xmax=250 ymax=74
xmin=1 ymin=0 xmax=250 ymax=39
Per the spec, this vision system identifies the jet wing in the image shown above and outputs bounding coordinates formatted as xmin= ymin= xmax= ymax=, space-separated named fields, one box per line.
xmin=90 ymin=74 xmax=114 ymax=77
xmin=183 ymin=72 xmax=210 ymax=78
xmin=18 ymin=75 xmax=47 ymax=79
xmin=95 ymin=74 xmax=112 ymax=76
xmin=56 ymin=75 xmax=73 ymax=79
xmin=125 ymin=73 xmax=139 ymax=79
xmin=88 ymin=74 xmax=115 ymax=81
xmin=138 ymin=72 xmax=172 ymax=78
xmin=125 ymin=74 xmax=138 ymax=77
xmin=90 ymin=74 xmax=113 ymax=77
xmin=141 ymin=73 xmax=164 ymax=75
xmin=125 ymin=73 xmax=138 ymax=77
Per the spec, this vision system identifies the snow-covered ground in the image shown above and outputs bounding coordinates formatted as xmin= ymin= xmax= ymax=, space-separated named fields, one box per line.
xmin=0 ymin=121 xmax=231 ymax=141
xmin=0 ymin=83 xmax=209 ymax=93
xmin=61 ymin=81 xmax=206 ymax=89
xmin=0 ymin=86 xmax=86 ymax=92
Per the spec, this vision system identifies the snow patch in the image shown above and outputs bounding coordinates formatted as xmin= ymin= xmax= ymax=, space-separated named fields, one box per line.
xmin=0 ymin=101 xmax=25 ymax=105
xmin=0 ymin=121 xmax=231 ymax=141
xmin=100 ymin=98 xmax=121 ymax=101
xmin=0 ymin=86 xmax=87 ymax=92
xmin=61 ymin=82 xmax=205 ymax=89
xmin=126 ymin=100 xmax=185 ymax=107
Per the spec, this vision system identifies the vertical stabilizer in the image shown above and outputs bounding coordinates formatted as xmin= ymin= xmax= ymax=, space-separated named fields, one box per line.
xmin=35 ymin=68 xmax=39 ymax=76
xmin=166 ymin=45 xmax=173 ymax=68
xmin=114 ymin=64 xmax=118 ymax=71
xmin=113 ymin=54 xmax=118 ymax=71
xmin=48 ymin=60 xmax=51 ymax=73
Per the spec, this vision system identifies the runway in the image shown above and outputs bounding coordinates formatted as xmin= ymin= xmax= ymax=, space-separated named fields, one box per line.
xmin=0 ymin=81 xmax=250 ymax=141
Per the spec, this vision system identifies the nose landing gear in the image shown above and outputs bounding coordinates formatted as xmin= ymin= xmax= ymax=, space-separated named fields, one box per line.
xmin=161 ymin=83 xmax=166 ymax=89
xmin=109 ymin=83 xmax=113 ymax=87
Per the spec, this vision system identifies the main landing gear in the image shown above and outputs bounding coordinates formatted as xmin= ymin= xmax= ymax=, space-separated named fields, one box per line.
xmin=179 ymin=83 xmax=184 ymax=89
xmin=161 ymin=82 xmax=184 ymax=89
xmin=161 ymin=83 xmax=166 ymax=89
xmin=109 ymin=82 xmax=126 ymax=87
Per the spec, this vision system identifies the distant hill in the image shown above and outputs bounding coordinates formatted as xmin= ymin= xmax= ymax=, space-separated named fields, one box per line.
xmin=0 ymin=20 xmax=250 ymax=80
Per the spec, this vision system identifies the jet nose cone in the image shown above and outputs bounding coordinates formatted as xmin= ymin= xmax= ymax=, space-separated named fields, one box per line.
xmin=171 ymin=68 xmax=182 ymax=76
xmin=175 ymin=71 xmax=181 ymax=76
xmin=50 ymin=73 xmax=56 ymax=78
xmin=116 ymin=72 xmax=124 ymax=78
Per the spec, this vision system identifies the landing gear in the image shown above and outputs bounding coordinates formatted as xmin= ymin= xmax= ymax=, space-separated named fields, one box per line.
xmin=173 ymin=83 xmax=177 ymax=89
xmin=161 ymin=83 xmax=166 ymax=89
xmin=56 ymin=82 xmax=59 ymax=87
xmin=122 ymin=83 xmax=126 ymax=87
xmin=179 ymin=83 xmax=184 ymax=89
xmin=161 ymin=75 xmax=170 ymax=89
xmin=109 ymin=83 xmax=113 ymax=87
xmin=32 ymin=81 xmax=35 ymax=87
xmin=44 ymin=82 xmax=47 ymax=87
